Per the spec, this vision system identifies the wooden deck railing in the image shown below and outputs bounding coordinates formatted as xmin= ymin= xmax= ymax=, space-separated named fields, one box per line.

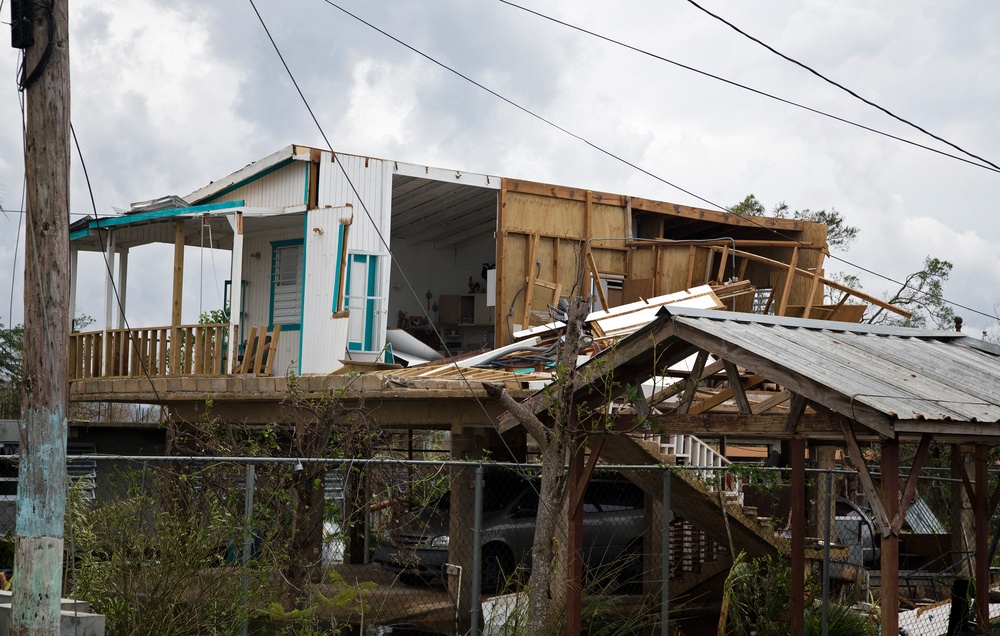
xmin=69 ymin=323 xmax=236 ymax=381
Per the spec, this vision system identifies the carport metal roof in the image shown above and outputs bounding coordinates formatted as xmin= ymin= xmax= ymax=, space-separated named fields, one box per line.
xmin=654 ymin=307 xmax=1000 ymax=439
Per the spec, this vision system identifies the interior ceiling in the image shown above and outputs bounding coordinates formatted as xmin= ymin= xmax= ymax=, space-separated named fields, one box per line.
xmin=391 ymin=175 xmax=498 ymax=249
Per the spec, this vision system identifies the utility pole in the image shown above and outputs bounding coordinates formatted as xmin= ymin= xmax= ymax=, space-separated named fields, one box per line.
xmin=11 ymin=0 xmax=71 ymax=633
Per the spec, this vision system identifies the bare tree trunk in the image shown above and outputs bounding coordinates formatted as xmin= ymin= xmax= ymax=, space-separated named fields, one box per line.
xmin=486 ymin=296 xmax=587 ymax=636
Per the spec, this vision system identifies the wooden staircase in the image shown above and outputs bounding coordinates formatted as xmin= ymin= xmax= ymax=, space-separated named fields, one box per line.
xmin=599 ymin=432 xmax=788 ymax=598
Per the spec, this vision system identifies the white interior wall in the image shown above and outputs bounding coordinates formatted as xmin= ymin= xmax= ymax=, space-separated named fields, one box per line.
xmin=388 ymin=232 xmax=495 ymax=326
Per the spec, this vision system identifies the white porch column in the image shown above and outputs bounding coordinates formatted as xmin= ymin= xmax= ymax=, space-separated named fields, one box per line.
xmin=117 ymin=248 xmax=128 ymax=329
xmin=227 ymin=212 xmax=244 ymax=372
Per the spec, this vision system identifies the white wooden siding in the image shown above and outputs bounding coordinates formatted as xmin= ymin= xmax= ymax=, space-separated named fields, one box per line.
xmin=300 ymin=207 xmax=353 ymax=374
xmin=317 ymin=152 xmax=392 ymax=254
xmin=317 ymin=152 xmax=392 ymax=358
xmin=240 ymin=225 xmax=303 ymax=374
xmin=208 ymin=161 xmax=309 ymax=208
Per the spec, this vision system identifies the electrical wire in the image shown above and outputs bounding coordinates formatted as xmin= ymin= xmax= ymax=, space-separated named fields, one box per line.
xmin=315 ymin=1 xmax=1000 ymax=325
xmin=498 ymin=0 xmax=1000 ymax=175
xmin=683 ymin=0 xmax=1000 ymax=173
xmin=70 ymin=123 xmax=166 ymax=406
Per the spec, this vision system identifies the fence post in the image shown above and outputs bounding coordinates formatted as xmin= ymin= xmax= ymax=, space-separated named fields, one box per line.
xmin=470 ymin=464 xmax=484 ymax=636
xmin=241 ymin=464 xmax=255 ymax=636
xmin=821 ymin=470 xmax=832 ymax=636
xmin=662 ymin=466 xmax=671 ymax=636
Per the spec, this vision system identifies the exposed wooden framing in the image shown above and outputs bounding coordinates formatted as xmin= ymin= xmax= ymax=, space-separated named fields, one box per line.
xmin=706 ymin=245 xmax=910 ymax=318
xmin=776 ymin=246 xmax=799 ymax=316
xmin=803 ymin=264 xmax=823 ymax=317
xmin=496 ymin=184 xmax=509 ymax=336
xmin=584 ymin=190 xmax=593 ymax=240
xmin=751 ymin=389 xmax=791 ymax=414
xmin=715 ymin=244 xmax=729 ymax=284
xmin=891 ymin=434 xmax=931 ymax=535
xmin=687 ymin=375 xmax=764 ymax=415
xmin=677 ymin=350 xmax=709 ymax=415
xmin=785 ymin=393 xmax=807 ymax=433
xmin=839 ymin=418 xmax=891 ymax=535
xmin=737 ymin=257 xmax=749 ymax=280
xmin=652 ymin=246 xmax=661 ymax=296
xmin=628 ymin=239 xmax=819 ymax=249
xmin=723 ymin=362 xmax=751 ymax=414
xmin=667 ymin=320 xmax=895 ymax=437
xmin=880 ymin=440 xmax=900 ymax=636
xmin=624 ymin=196 xmax=632 ymax=241
xmin=172 ymin=220 xmax=185 ymax=326
xmin=521 ymin=234 xmax=541 ymax=328
xmin=648 ymin=359 xmax=725 ymax=409
xmin=587 ymin=251 xmax=609 ymax=311
xmin=685 ymin=245 xmax=696 ymax=288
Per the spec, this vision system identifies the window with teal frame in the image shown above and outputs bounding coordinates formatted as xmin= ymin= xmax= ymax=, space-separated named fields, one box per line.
xmin=270 ymin=240 xmax=303 ymax=330
xmin=345 ymin=253 xmax=384 ymax=352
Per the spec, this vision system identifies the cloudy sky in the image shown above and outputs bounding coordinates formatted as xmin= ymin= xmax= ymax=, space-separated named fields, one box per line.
xmin=1 ymin=0 xmax=998 ymax=335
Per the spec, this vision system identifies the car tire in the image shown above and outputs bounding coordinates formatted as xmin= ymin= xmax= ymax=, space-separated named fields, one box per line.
xmin=397 ymin=571 xmax=431 ymax=587
xmin=481 ymin=545 xmax=516 ymax=594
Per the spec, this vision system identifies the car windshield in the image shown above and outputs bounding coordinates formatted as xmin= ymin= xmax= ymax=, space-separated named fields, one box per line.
xmin=429 ymin=473 xmax=532 ymax=513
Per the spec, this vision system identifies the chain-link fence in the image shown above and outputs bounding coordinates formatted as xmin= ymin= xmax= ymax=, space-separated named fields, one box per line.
xmin=0 ymin=455 xmax=991 ymax=635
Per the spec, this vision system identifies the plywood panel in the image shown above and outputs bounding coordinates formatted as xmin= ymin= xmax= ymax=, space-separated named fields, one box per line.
xmin=658 ymin=246 xmax=694 ymax=294
xmin=590 ymin=202 xmax=628 ymax=245
xmin=504 ymin=192 xmax=586 ymax=237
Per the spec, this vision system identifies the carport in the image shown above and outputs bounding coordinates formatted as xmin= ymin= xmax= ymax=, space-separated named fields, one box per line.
xmin=640 ymin=307 xmax=1000 ymax=634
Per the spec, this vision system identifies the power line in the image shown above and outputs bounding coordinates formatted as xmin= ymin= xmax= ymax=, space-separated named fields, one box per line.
xmin=315 ymin=1 xmax=1000 ymax=326
xmin=498 ymin=0 xmax=999 ymax=175
xmin=684 ymin=0 xmax=1000 ymax=173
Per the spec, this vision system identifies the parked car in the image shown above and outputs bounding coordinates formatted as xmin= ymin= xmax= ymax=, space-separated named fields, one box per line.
xmin=373 ymin=471 xmax=646 ymax=593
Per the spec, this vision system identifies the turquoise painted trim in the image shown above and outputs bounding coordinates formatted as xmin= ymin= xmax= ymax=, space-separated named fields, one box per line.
xmin=201 ymin=158 xmax=296 ymax=204
xmin=268 ymin=239 xmax=304 ymax=332
xmin=364 ymin=257 xmax=377 ymax=350
xmin=86 ymin=200 xmax=245 ymax=230
xmin=331 ymin=224 xmax=345 ymax=312
xmin=70 ymin=229 xmax=90 ymax=241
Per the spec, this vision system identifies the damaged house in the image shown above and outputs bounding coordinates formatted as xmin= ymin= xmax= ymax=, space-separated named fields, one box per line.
xmin=59 ymin=144 xmax=947 ymax=633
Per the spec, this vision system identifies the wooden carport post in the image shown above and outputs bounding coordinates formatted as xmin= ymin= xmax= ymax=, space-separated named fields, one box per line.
xmin=880 ymin=439 xmax=899 ymax=636
xmin=974 ymin=444 xmax=990 ymax=633
xmin=790 ymin=437 xmax=806 ymax=636
xmin=170 ymin=220 xmax=185 ymax=372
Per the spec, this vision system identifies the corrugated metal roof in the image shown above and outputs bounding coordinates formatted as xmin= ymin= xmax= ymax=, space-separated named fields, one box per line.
xmin=659 ymin=308 xmax=1000 ymax=425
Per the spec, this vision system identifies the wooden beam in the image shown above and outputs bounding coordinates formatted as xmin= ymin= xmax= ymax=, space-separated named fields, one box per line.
xmin=839 ymin=418 xmax=892 ymax=536
xmin=172 ymin=220 xmax=185 ymax=327
xmin=891 ymin=433 xmax=931 ymax=535
xmin=587 ymin=250 xmax=609 ymax=311
xmin=880 ymin=440 xmax=900 ymax=636
xmin=776 ymin=246 xmax=798 ymax=316
xmin=521 ymin=234 xmax=540 ymax=328
xmin=785 ymin=393 xmax=807 ymax=433
xmin=706 ymin=245 xmax=910 ymax=318
xmin=677 ymin=350 xmax=709 ymax=415
xmin=687 ymin=374 xmax=764 ymax=415
xmin=752 ymin=389 xmax=791 ymax=414
xmin=723 ymin=361 xmax=752 ymax=414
